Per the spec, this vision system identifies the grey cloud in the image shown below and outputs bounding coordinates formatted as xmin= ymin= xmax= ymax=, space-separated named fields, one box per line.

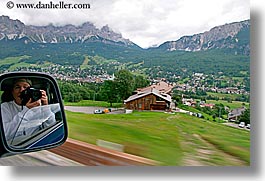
xmin=0 ymin=0 xmax=249 ymax=48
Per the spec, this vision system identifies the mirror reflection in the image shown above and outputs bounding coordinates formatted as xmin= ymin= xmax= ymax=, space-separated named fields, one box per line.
xmin=0 ymin=76 xmax=65 ymax=150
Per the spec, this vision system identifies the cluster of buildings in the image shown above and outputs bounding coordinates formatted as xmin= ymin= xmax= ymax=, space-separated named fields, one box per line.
xmin=181 ymin=98 xmax=215 ymax=109
xmin=6 ymin=65 xmax=116 ymax=83
xmin=174 ymin=73 xmax=249 ymax=96
xmin=54 ymin=73 xmax=115 ymax=83
xmin=208 ymin=87 xmax=249 ymax=95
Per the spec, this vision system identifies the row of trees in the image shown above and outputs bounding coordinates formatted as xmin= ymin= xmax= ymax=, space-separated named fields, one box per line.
xmin=58 ymin=69 xmax=250 ymax=123
xmin=58 ymin=69 xmax=149 ymax=105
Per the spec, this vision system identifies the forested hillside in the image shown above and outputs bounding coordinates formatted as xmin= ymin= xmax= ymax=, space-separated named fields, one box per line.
xmin=0 ymin=16 xmax=250 ymax=93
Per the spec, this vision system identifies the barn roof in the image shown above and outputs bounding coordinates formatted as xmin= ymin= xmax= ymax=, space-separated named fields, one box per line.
xmin=124 ymin=88 xmax=172 ymax=103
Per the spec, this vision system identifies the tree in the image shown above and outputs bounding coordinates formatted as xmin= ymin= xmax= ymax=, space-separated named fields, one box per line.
xmin=134 ymin=75 xmax=150 ymax=90
xmin=238 ymin=108 xmax=250 ymax=124
xmin=100 ymin=80 xmax=117 ymax=107
xmin=114 ymin=69 xmax=135 ymax=101
xmin=66 ymin=92 xmax=82 ymax=102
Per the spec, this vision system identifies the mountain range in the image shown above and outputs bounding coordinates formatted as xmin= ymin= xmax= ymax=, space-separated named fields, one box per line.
xmin=0 ymin=15 xmax=137 ymax=47
xmin=158 ymin=20 xmax=250 ymax=55
xmin=0 ymin=15 xmax=250 ymax=81
xmin=0 ymin=15 xmax=250 ymax=55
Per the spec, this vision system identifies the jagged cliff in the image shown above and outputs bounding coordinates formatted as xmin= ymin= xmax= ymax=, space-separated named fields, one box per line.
xmin=0 ymin=16 xmax=250 ymax=55
xmin=157 ymin=20 xmax=250 ymax=55
xmin=0 ymin=15 xmax=136 ymax=47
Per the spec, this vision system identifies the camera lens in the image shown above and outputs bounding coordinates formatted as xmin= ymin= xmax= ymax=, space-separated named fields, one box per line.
xmin=31 ymin=89 xmax=42 ymax=102
xmin=20 ymin=87 xmax=42 ymax=105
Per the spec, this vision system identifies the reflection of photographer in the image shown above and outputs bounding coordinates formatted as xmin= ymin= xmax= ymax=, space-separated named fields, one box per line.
xmin=1 ymin=78 xmax=56 ymax=144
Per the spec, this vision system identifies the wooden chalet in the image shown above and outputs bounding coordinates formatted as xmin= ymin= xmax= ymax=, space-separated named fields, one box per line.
xmin=124 ymin=88 xmax=172 ymax=111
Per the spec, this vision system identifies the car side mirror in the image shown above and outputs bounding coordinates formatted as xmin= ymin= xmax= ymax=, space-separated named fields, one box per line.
xmin=0 ymin=72 xmax=67 ymax=158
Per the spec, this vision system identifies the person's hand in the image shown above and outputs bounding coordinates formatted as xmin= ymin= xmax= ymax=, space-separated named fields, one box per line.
xmin=26 ymin=98 xmax=41 ymax=109
xmin=25 ymin=90 xmax=48 ymax=108
xmin=40 ymin=90 xmax=48 ymax=105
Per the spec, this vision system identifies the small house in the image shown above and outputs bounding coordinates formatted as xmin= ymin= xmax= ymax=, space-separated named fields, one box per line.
xmin=228 ymin=107 xmax=246 ymax=121
xmin=124 ymin=88 xmax=172 ymax=111
xmin=200 ymin=103 xmax=215 ymax=109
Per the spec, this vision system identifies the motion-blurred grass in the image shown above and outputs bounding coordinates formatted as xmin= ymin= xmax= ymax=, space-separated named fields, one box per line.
xmin=66 ymin=111 xmax=250 ymax=166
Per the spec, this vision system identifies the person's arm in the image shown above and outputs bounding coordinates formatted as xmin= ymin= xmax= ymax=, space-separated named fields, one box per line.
xmin=1 ymin=103 xmax=29 ymax=142
xmin=38 ymin=104 xmax=59 ymax=129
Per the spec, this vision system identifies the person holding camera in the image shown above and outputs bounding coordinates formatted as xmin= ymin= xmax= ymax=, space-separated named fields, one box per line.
xmin=11 ymin=78 xmax=48 ymax=108
xmin=1 ymin=78 xmax=56 ymax=144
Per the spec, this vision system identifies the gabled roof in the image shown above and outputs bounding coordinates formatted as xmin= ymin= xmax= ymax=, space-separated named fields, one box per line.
xmin=137 ymin=81 xmax=173 ymax=94
xmin=124 ymin=88 xmax=172 ymax=103
xmin=228 ymin=107 xmax=246 ymax=117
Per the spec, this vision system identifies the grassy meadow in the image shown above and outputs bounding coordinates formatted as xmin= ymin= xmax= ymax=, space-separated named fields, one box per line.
xmin=206 ymin=99 xmax=250 ymax=110
xmin=65 ymin=110 xmax=250 ymax=166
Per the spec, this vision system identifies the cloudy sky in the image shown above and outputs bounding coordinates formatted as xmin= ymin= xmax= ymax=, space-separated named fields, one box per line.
xmin=0 ymin=0 xmax=249 ymax=48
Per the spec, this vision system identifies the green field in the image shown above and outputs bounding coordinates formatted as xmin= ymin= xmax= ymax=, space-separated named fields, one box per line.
xmin=206 ymin=99 xmax=250 ymax=110
xmin=80 ymin=55 xmax=91 ymax=70
xmin=66 ymin=110 xmax=250 ymax=166
xmin=0 ymin=56 xmax=30 ymax=67
xmin=207 ymin=92 xmax=247 ymax=101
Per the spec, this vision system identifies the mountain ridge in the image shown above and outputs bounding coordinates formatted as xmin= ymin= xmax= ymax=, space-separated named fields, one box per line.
xmin=157 ymin=19 xmax=250 ymax=55
xmin=0 ymin=16 xmax=250 ymax=85
xmin=0 ymin=15 xmax=250 ymax=55
xmin=0 ymin=15 xmax=138 ymax=48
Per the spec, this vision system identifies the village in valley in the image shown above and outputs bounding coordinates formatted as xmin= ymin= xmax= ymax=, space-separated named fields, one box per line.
xmin=1 ymin=61 xmax=250 ymax=128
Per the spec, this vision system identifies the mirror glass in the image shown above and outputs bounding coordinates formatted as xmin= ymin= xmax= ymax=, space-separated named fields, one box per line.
xmin=0 ymin=75 xmax=66 ymax=150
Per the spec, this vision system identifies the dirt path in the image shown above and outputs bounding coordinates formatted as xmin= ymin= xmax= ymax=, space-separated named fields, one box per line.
xmin=181 ymin=133 xmax=247 ymax=166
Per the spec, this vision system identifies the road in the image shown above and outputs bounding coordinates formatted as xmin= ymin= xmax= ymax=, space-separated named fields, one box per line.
xmin=223 ymin=122 xmax=250 ymax=131
xmin=64 ymin=106 xmax=106 ymax=114
xmin=64 ymin=106 xmax=125 ymax=114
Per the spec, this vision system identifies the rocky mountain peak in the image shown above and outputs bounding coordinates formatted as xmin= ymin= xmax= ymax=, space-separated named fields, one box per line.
xmin=0 ymin=15 xmax=135 ymax=47
xmin=158 ymin=20 xmax=250 ymax=55
xmin=0 ymin=16 xmax=25 ymax=34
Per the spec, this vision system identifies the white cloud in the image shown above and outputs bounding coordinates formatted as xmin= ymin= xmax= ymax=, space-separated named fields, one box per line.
xmin=0 ymin=0 xmax=249 ymax=48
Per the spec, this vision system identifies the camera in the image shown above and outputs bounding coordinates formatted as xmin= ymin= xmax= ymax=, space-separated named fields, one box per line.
xmin=19 ymin=87 xmax=42 ymax=106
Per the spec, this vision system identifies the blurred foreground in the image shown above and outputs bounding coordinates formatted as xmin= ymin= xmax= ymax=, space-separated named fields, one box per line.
xmin=0 ymin=149 xmax=83 ymax=166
